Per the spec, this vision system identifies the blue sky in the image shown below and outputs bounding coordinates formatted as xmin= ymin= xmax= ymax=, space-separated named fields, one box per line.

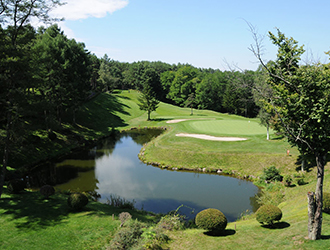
xmin=50 ymin=0 xmax=330 ymax=70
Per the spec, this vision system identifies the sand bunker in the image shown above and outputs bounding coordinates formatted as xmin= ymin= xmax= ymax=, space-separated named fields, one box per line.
xmin=176 ymin=133 xmax=247 ymax=141
xmin=166 ymin=119 xmax=189 ymax=124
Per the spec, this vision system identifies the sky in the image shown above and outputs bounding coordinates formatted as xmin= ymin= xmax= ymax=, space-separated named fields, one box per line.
xmin=49 ymin=0 xmax=330 ymax=71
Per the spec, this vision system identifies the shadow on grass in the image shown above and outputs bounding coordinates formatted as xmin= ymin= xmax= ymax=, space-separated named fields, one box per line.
xmin=77 ymin=93 xmax=130 ymax=133
xmin=321 ymin=235 xmax=330 ymax=240
xmin=0 ymin=191 xmax=69 ymax=230
xmin=261 ymin=221 xmax=290 ymax=229
xmin=203 ymin=229 xmax=236 ymax=237
xmin=149 ymin=118 xmax=171 ymax=122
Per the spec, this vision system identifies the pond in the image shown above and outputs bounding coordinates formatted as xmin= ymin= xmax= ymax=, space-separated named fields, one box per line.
xmin=27 ymin=129 xmax=260 ymax=221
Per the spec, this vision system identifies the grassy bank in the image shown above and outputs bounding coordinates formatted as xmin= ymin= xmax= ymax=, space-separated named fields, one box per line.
xmin=1 ymin=90 xmax=330 ymax=249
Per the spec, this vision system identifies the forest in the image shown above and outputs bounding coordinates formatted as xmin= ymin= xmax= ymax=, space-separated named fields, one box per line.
xmin=1 ymin=23 xmax=262 ymax=138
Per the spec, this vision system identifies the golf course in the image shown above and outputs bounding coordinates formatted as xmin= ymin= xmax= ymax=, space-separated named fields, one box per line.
xmin=1 ymin=90 xmax=329 ymax=249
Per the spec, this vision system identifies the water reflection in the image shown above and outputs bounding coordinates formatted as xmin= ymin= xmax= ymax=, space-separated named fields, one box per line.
xmin=27 ymin=129 xmax=260 ymax=221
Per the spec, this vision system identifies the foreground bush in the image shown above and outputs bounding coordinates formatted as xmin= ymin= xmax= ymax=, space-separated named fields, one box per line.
xmin=109 ymin=219 xmax=145 ymax=250
xmin=195 ymin=208 xmax=227 ymax=232
xmin=40 ymin=185 xmax=55 ymax=199
xmin=261 ymin=166 xmax=283 ymax=183
xmin=67 ymin=193 xmax=88 ymax=211
xmin=323 ymin=192 xmax=330 ymax=213
xmin=256 ymin=204 xmax=282 ymax=225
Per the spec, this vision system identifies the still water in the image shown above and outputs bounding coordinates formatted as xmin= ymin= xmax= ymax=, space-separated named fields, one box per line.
xmin=28 ymin=129 xmax=260 ymax=221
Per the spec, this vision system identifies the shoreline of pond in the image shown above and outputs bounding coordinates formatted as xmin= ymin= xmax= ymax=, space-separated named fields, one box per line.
xmin=22 ymin=126 xmax=260 ymax=187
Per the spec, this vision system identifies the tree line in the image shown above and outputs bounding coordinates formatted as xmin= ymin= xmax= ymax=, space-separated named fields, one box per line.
xmin=2 ymin=0 xmax=330 ymax=241
xmin=97 ymin=56 xmax=260 ymax=118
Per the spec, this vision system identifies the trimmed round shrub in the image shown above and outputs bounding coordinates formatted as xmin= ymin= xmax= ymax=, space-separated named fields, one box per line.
xmin=256 ymin=204 xmax=282 ymax=225
xmin=323 ymin=192 xmax=330 ymax=213
xmin=40 ymin=185 xmax=55 ymax=198
xmin=8 ymin=179 xmax=25 ymax=194
xmin=195 ymin=208 xmax=227 ymax=232
xmin=67 ymin=193 xmax=88 ymax=211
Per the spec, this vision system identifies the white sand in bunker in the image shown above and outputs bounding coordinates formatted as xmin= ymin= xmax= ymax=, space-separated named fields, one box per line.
xmin=176 ymin=133 xmax=247 ymax=141
xmin=166 ymin=119 xmax=189 ymax=124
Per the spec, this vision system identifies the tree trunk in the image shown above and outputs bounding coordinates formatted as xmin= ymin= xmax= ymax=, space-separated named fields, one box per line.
xmin=0 ymin=114 xmax=11 ymax=198
xmin=147 ymin=110 xmax=151 ymax=121
xmin=307 ymin=154 xmax=325 ymax=240
xmin=302 ymin=159 xmax=305 ymax=172
xmin=266 ymin=124 xmax=269 ymax=140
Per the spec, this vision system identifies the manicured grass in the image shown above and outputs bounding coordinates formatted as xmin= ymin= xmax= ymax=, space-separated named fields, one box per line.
xmin=0 ymin=189 xmax=157 ymax=250
xmin=2 ymin=90 xmax=330 ymax=249
xmin=186 ymin=119 xmax=271 ymax=136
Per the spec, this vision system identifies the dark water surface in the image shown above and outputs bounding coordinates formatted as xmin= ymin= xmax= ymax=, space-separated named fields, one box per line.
xmin=28 ymin=129 xmax=260 ymax=221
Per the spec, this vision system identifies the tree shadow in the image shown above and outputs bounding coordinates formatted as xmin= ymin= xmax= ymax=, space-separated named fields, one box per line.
xmin=77 ymin=93 xmax=130 ymax=133
xmin=261 ymin=221 xmax=290 ymax=229
xmin=149 ymin=118 xmax=171 ymax=122
xmin=321 ymin=235 xmax=330 ymax=240
xmin=0 ymin=191 xmax=69 ymax=230
xmin=204 ymin=229 xmax=236 ymax=237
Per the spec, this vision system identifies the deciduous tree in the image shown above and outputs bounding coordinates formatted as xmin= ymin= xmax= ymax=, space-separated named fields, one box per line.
xmin=250 ymin=26 xmax=330 ymax=240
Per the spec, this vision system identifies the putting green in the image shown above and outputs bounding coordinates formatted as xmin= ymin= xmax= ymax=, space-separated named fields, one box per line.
xmin=187 ymin=119 xmax=270 ymax=136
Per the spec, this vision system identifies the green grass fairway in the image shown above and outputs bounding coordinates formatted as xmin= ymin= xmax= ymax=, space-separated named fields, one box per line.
xmin=2 ymin=90 xmax=330 ymax=250
xmin=186 ymin=119 xmax=272 ymax=136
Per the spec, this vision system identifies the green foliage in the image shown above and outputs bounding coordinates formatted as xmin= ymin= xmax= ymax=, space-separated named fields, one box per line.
xmin=7 ymin=179 xmax=26 ymax=194
xmin=67 ymin=193 xmax=88 ymax=211
xmin=119 ymin=212 xmax=132 ymax=227
xmin=156 ymin=213 xmax=183 ymax=231
xmin=323 ymin=192 xmax=330 ymax=213
xmin=195 ymin=208 xmax=227 ymax=232
xmin=39 ymin=185 xmax=55 ymax=198
xmin=294 ymin=173 xmax=307 ymax=186
xmin=138 ymin=83 xmax=160 ymax=121
xmin=283 ymin=175 xmax=293 ymax=186
xmin=256 ymin=187 xmax=285 ymax=207
xmin=137 ymin=226 xmax=170 ymax=250
xmin=109 ymin=219 xmax=146 ymax=250
xmin=106 ymin=194 xmax=136 ymax=210
xmin=261 ymin=165 xmax=283 ymax=182
xmin=256 ymin=204 xmax=282 ymax=225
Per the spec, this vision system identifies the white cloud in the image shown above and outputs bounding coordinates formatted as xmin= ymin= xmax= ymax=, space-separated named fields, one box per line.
xmin=51 ymin=0 xmax=129 ymax=21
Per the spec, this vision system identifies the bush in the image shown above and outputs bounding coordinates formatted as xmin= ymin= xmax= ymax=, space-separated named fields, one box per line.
xmin=195 ymin=208 xmax=227 ymax=232
xmin=40 ymin=185 xmax=55 ymax=198
xmin=157 ymin=214 xmax=183 ymax=231
xmin=109 ymin=219 xmax=145 ymax=250
xmin=256 ymin=204 xmax=282 ymax=225
xmin=8 ymin=179 xmax=25 ymax=194
xmin=67 ymin=193 xmax=88 ymax=211
xmin=106 ymin=194 xmax=136 ymax=210
xmin=261 ymin=166 xmax=283 ymax=182
xmin=323 ymin=192 xmax=330 ymax=213
xmin=283 ymin=175 xmax=293 ymax=187
xmin=119 ymin=212 xmax=132 ymax=227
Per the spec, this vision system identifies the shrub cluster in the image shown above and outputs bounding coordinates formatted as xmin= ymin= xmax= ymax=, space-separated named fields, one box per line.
xmin=109 ymin=219 xmax=146 ymax=250
xmin=256 ymin=204 xmax=282 ymax=225
xmin=261 ymin=166 xmax=283 ymax=183
xmin=119 ymin=212 xmax=132 ymax=227
xmin=156 ymin=213 xmax=183 ymax=231
xmin=67 ymin=193 xmax=88 ymax=211
xmin=195 ymin=208 xmax=227 ymax=232
xmin=323 ymin=192 xmax=330 ymax=213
